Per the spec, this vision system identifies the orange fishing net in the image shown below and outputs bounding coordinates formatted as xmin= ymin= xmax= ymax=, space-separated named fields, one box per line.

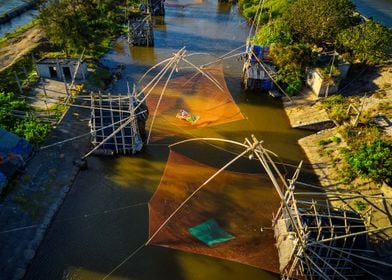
xmin=145 ymin=63 xmax=244 ymax=142
xmin=148 ymin=150 xmax=281 ymax=273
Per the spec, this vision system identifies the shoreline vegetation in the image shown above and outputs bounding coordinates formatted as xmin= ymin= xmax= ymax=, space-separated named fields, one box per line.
xmin=0 ymin=0 xmax=141 ymax=144
xmin=237 ymin=0 xmax=392 ymax=231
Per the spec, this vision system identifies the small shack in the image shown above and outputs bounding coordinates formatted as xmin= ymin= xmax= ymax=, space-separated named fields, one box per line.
xmin=242 ymin=44 xmax=275 ymax=91
xmin=0 ymin=128 xmax=32 ymax=192
xmin=35 ymin=58 xmax=88 ymax=81
xmin=306 ymin=53 xmax=350 ymax=97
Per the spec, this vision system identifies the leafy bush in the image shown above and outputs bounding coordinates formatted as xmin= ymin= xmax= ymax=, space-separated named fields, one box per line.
xmin=318 ymin=139 xmax=333 ymax=146
xmin=337 ymin=21 xmax=392 ymax=64
xmin=354 ymin=200 xmax=367 ymax=211
xmin=0 ymin=92 xmax=52 ymax=144
xmin=346 ymin=139 xmax=392 ymax=185
xmin=331 ymin=136 xmax=341 ymax=144
xmin=13 ymin=114 xmax=51 ymax=143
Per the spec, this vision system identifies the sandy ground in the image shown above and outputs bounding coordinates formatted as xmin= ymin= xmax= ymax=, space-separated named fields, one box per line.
xmin=0 ymin=25 xmax=43 ymax=72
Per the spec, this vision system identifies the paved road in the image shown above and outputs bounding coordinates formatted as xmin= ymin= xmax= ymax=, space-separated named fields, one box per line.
xmin=0 ymin=98 xmax=90 ymax=280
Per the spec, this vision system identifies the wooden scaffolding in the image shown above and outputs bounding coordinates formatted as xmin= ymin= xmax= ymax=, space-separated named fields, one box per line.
xmin=128 ymin=15 xmax=154 ymax=47
xmin=273 ymin=191 xmax=370 ymax=279
xmin=89 ymin=92 xmax=148 ymax=155
xmin=213 ymin=135 xmax=392 ymax=279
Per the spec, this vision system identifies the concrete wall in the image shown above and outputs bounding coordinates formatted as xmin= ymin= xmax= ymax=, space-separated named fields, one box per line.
xmin=306 ymin=69 xmax=338 ymax=97
xmin=36 ymin=60 xmax=87 ymax=81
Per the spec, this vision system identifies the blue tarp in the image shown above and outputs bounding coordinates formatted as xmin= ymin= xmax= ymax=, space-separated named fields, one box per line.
xmin=189 ymin=218 xmax=235 ymax=246
xmin=0 ymin=128 xmax=32 ymax=177
xmin=246 ymin=44 xmax=264 ymax=62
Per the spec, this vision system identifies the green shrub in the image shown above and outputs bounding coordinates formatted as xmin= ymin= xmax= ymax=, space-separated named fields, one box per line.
xmin=13 ymin=114 xmax=52 ymax=144
xmin=354 ymin=200 xmax=367 ymax=211
xmin=331 ymin=136 xmax=341 ymax=144
xmin=318 ymin=139 xmax=333 ymax=146
xmin=346 ymin=139 xmax=392 ymax=185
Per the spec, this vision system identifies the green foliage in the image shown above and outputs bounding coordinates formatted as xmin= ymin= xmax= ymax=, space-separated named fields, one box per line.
xmin=337 ymin=21 xmax=392 ymax=64
xmin=39 ymin=0 xmax=125 ymax=56
xmin=354 ymin=200 xmax=367 ymax=211
xmin=0 ymin=92 xmax=29 ymax=130
xmin=283 ymin=0 xmax=356 ymax=44
xmin=13 ymin=114 xmax=52 ymax=143
xmin=0 ymin=92 xmax=51 ymax=144
xmin=346 ymin=139 xmax=392 ymax=185
xmin=318 ymin=139 xmax=333 ymax=146
xmin=238 ymin=0 xmax=293 ymax=22
xmin=318 ymin=94 xmax=352 ymax=124
xmin=331 ymin=136 xmax=341 ymax=144
xmin=252 ymin=18 xmax=292 ymax=45
xmin=0 ymin=53 xmax=40 ymax=93
xmin=270 ymin=43 xmax=312 ymax=95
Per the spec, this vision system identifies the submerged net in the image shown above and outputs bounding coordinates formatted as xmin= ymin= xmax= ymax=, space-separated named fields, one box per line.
xmin=148 ymin=150 xmax=281 ymax=273
xmin=145 ymin=62 xmax=244 ymax=142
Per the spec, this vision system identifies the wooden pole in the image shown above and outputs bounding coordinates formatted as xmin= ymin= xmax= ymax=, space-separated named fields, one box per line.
xmin=14 ymin=71 xmax=23 ymax=94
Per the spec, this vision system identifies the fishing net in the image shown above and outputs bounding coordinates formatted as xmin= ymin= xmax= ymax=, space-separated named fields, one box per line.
xmin=145 ymin=62 xmax=244 ymax=142
xmin=148 ymin=150 xmax=281 ymax=273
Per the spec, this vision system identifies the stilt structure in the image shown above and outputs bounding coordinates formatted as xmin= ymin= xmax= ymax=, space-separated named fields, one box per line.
xmin=242 ymin=44 xmax=275 ymax=91
xmin=273 ymin=191 xmax=369 ymax=279
xmin=148 ymin=0 xmax=165 ymax=16
xmin=89 ymin=91 xmax=148 ymax=155
xmin=128 ymin=15 xmax=154 ymax=47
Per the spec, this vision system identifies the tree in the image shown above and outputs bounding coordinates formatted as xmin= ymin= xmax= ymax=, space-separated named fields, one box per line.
xmin=283 ymin=0 xmax=356 ymax=45
xmin=38 ymin=0 xmax=126 ymax=56
xmin=253 ymin=18 xmax=293 ymax=46
xmin=270 ymin=43 xmax=312 ymax=95
xmin=337 ymin=21 xmax=392 ymax=64
xmin=39 ymin=0 xmax=93 ymax=55
xmin=347 ymin=140 xmax=392 ymax=185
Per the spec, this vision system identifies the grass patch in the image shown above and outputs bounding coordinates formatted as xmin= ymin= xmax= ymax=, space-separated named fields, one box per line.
xmin=353 ymin=200 xmax=367 ymax=211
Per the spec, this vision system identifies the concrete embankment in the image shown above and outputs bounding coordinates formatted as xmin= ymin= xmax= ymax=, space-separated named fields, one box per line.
xmin=0 ymin=1 xmax=40 ymax=25
xmin=283 ymin=90 xmax=335 ymax=131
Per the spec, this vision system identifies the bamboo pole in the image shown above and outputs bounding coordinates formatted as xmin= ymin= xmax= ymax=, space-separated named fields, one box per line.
xmin=146 ymin=51 xmax=182 ymax=143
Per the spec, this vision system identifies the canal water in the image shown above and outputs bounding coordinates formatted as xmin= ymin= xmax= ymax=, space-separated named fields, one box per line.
xmin=23 ymin=1 xmax=310 ymax=280
xmin=0 ymin=0 xmax=38 ymax=39
xmin=352 ymin=0 xmax=392 ymax=27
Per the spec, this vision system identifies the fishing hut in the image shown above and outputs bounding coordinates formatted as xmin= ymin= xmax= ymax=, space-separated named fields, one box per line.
xmin=273 ymin=186 xmax=372 ymax=279
xmin=89 ymin=92 xmax=148 ymax=155
xmin=128 ymin=15 xmax=154 ymax=47
xmin=242 ymin=44 xmax=275 ymax=91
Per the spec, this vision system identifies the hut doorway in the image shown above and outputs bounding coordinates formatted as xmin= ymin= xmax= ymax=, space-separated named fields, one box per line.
xmin=62 ymin=67 xmax=71 ymax=80
xmin=49 ymin=66 xmax=57 ymax=78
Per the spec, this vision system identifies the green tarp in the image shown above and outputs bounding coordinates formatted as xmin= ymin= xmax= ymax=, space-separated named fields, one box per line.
xmin=188 ymin=218 xmax=234 ymax=246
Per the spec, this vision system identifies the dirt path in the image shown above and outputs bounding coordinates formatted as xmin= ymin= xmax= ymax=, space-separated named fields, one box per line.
xmin=0 ymin=25 xmax=44 ymax=72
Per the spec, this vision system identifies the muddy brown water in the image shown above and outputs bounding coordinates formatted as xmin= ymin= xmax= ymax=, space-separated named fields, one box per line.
xmin=25 ymin=1 xmax=315 ymax=279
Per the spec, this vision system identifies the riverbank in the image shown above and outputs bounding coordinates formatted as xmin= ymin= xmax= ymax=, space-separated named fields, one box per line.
xmin=0 ymin=0 xmax=39 ymax=25
xmin=283 ymin=64 xmax=392 ymax=241
xmin=0 ymin=24 xmax=43 ymax=72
